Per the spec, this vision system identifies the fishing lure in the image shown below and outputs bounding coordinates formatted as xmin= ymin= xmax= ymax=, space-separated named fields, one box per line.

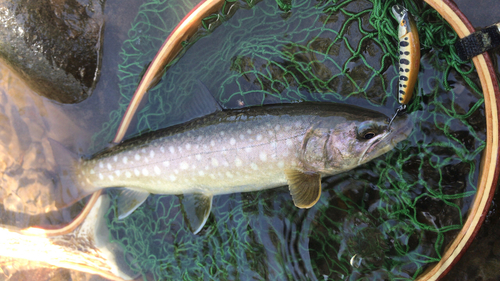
xmin=389 ymin=4 xmax=420 ymax=125
xmin=393 ymin=4 xmax=420 ymax=106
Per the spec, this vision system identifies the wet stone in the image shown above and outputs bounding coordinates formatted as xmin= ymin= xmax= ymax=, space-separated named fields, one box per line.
xmin=0 ymin=0 xmax=105 ymax=103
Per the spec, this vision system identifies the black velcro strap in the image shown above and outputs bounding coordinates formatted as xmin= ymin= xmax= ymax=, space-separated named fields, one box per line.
xmin=455 ymin=23 xmax=500 ymax=61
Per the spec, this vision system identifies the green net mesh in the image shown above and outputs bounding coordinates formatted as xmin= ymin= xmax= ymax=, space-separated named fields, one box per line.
xmin=97 ymin=0 xmax=486 ymax=279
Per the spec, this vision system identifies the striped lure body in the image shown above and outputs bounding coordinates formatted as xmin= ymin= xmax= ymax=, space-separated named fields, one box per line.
xmin=392 ymin=5 xmax=420 ymax=105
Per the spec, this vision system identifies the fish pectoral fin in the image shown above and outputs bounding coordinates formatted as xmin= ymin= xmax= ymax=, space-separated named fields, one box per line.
xmin=180 ymin=193 xmax=213 ymax=235
xmin=285 ymin=169 xmax=321 ymax=209
xmin=116 ymin=189 xmax=150 ymax=219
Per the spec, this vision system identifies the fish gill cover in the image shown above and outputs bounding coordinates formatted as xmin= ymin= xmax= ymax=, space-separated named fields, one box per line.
xmin=93 ymin=0 xmax=485 ymax=279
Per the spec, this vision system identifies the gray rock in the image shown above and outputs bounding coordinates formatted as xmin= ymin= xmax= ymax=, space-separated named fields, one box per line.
xmin=0 ymin=0 xmax=105 ymax=103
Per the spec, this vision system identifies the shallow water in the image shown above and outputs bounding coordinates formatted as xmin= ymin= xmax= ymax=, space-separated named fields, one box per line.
xmin=0 ymin=0 xmax=495 ymax=280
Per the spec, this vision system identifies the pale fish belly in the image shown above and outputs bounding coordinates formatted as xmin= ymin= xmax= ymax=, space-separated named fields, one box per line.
xmin=78 ymin=115 xmax=311 ymax=196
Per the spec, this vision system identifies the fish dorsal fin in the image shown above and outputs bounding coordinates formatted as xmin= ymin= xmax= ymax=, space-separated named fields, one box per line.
xmin=196 ymin=80 xmax=224 ymax=111
xmin=285 ymin=169 xmax=321 ymax=209
xmin=116 ymin=189 xmax=150 ymax=219
xmin=180 ymin=193 xmax=213 ymax=234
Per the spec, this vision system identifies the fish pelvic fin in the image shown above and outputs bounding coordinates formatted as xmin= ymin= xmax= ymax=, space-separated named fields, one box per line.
xmin=285 ymin=169 xmax=321 ymax=209
xmin=180 ymin=193 xmax=213 ymax=235
xmin=49 ymin=139 xmax=99 ymax=208
xmin=116 ymin=189 xmax=150 ymax=219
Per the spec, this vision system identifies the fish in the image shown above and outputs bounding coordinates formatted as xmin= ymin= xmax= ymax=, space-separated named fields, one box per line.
xmin=51 ymin=102 xmax=413 ymax=234
xmin=392 ymin=4 xmax=420 ymax=106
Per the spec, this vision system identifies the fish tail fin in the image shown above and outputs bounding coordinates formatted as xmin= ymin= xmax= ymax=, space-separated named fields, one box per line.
xmin=48 ymin=139 xmax=99 ymax=208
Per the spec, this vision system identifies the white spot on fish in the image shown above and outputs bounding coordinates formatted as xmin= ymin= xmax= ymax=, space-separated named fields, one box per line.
xmin=247 ymin=129 xmax=252 ymax=134
xmin=230 ymin=138 xmax=236 ymax=145
xmin=177 ymin=147 xmax=183 ymax=153
xmin=90 ymin=169 xmax=95 ymax=174
xmin=150 ymin=150 xmax=155 ymax=158
xmin=134 ymin=169 xmax=140 ymax=176
xmin=99 ymin=173 xmax=104 ymax=180
xmin=115 ymin=170 xmax=121 ymax=177
xmin=142 ymin=168 xmax=149 ymax=176
xmin=123 ymin=157 xmax=128 ymax=164
xmin=125 ymin=171 xmax=131 ymax=178
xmin=113 ymin=156 xmax=118 ymax=162
xmin=239 ymin=134 xmax=245 ymax=140
xmin=259 ymin=152 xmax=267 ymax=161
xmin=154 ymin=166 xmax=161 ymax=175
xmin=223 ymin=161 xmax=229 ymax=167
xmin=220 ymin=131 xmax=225 ymax=136
xmin=275 ymin=125 xmax=281 ymax=131
xmin=277 ymin=161 xmax=285 ymax=168
xmin=169 ymin=146 xmax=175 ymax=153
xmin=160 ymin=146 xmax=165 ymax=153
xmin=235 ymin=158 xmax=242 ymax=167
xmin=180 ymin=162 xmax=189 ymax=170
xmin=212 ymin=158 xmax=219 ymax=167
xmin=195 ymin=154 xmax=202 ymax=161
xmin=197 ymin=136 xmax=202 ymax=141
xmin=210 ymin=140 xmax=215 ymax=147
xmin=108 ymin=175 xmax=114 ymax=181
xmin=256 ymin=134 xmax=262 ymax=141
xmin=135 ymin=154 xmax=140 ymax=161
xmin=162 ymin=161 xmax=170 ymax=167
xmin=286 ymin=139 xmax=293 ymax=146
xmin=141 ymin=148 xmax=146 ymax=154
xmin=226 ymin=172 xmax=234 ymax=178
xmin=245 ymin=147 xmax=252 ymax=153
xmin=198 ymin=171 xmax=205 ymax=176
xmin=107 ymin=163 xmax=112 ymax=170
xmin=169 ymin=175 xmax=176 ymax=181
xmin=99 ymin=162 xmax=104 ymax=168
xmin=270 ymin=141 xmax=277 ymax=149
xmin=251 ymin=163 xmax=258 ymax=170
xmin=186 ymin=143 xmax=191 ymax=150
xmin=209 ymin=174 xmax=216 ymax=179
xmin=268 ymin=131 xmax=273 ymax=136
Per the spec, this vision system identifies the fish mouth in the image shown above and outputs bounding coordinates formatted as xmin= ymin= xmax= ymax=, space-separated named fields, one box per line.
xmin=358 ymin=114 xmax=414 ymax=165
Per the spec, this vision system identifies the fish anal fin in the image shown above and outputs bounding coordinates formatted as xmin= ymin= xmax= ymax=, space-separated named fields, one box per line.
xmin=116 ymin=189 xmax=150 ymax=219
xmin=285 ymin=169 xmax=321 ymax=209
xmin=180 ymin=193 xmax=213 ymax=234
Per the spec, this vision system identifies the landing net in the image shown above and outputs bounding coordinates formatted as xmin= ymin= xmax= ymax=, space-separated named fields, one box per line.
xmin=95 ymin=0 xmax=485 ymax=279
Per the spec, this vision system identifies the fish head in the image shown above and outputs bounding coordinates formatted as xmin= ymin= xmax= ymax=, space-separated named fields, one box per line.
xmin=355 ymin=112 xmax=413 ymax=165
xmin=303 ymin=111 xmax=413 ymax=175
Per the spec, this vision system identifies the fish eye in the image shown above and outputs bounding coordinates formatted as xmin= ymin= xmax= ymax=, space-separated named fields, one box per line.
xmin=357 ymin=122 xmax=379 ymax=140
xmin=364 ymin=132 xmax=375 ymax=139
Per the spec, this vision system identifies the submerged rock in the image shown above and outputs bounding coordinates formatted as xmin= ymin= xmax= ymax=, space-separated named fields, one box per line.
xmin=0 ymin=0 xmax=104 ymax=103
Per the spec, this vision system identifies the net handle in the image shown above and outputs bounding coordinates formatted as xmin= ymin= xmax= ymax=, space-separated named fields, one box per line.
xmin=416 ymin=0 xmax=500 ymax=280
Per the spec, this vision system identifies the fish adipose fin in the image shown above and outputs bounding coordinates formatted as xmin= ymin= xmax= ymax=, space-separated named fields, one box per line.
xmin=285 ymin=169 xmax=321 ymax=209
xmin=180 ymin=193 xmax=213 ymax=234
xmin=116 ymin=189 xmax=150 ymax=219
